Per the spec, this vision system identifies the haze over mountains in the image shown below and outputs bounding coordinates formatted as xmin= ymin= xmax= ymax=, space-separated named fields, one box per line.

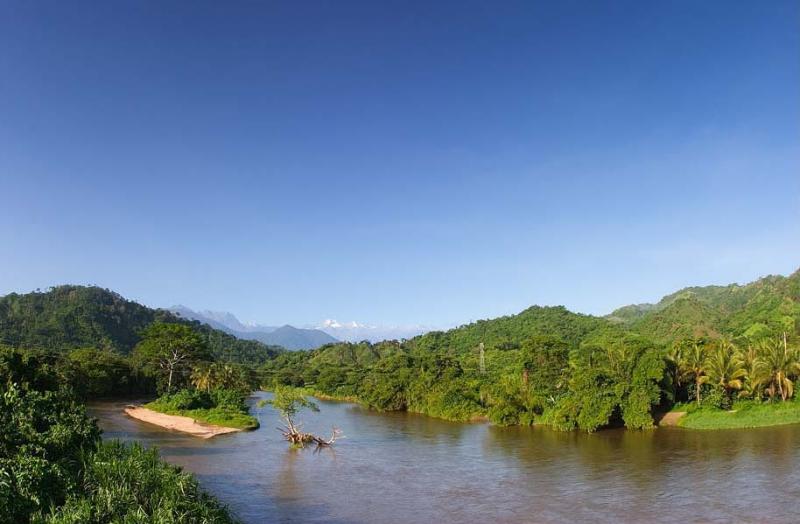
xmin=169 ymin=306 xmax=337 ymax=350
xmin=169 ymin=306 xmax=434 ymax=346
xmin=314 ymin=319 xmax=433 ymax=343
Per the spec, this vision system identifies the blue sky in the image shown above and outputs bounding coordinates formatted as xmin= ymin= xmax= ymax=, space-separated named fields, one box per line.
xmin=1 ymin=1 xmax=798 ymax=327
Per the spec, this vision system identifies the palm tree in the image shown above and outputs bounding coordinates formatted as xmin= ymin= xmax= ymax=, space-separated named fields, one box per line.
xmin=705 ymin=338 xmax=746 ymax=402
xmin=680 ymin=340 xmax=708 ymax=406
xmin=665 ymin=342 xmax=684 ymax=403
xmin=737 ymin=342 xmax=762 ymax=399
xmin=754 ymin=334 xmax=800 ymax=402
xmin=191 ymin=364 xmax=214 ymax=392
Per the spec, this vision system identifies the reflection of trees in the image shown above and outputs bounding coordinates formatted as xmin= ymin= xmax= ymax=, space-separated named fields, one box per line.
xmin=273 ymin=448 xmax=304 ymax=501
xmin=482 ymin=423 xmax=800 ymax=520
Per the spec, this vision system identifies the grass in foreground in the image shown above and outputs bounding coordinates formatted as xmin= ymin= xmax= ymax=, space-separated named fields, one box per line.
xmin=43 ymin=441 xmax=237 ymax=523
xmin=145 ymin=389 xmax=260 ymax=430
xmin=678 ymin=400 xmax=800 ymax=430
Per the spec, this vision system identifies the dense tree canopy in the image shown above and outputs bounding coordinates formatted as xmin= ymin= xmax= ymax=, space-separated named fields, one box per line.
xmin=260 ymin=270 xmax=800 ymax=432
xmin=133 ymin=322 xmax=211 ymax=393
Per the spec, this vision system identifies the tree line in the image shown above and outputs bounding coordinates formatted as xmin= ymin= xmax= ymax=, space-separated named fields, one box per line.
xmin=262 ymin=328 xmax=799 ymax=432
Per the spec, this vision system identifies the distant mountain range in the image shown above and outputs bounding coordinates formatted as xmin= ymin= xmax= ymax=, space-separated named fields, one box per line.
xmin=169 ymin=306 xmax=338 ymax=350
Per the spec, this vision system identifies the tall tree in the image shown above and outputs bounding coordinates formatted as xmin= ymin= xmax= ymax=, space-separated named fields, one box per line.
xmin=754 ymin=334 xmax=800 ymax=402
xmin=680 ymin=340 xmax=708 ymax=406
xmin=705 ymin=338 xmax=746 ymax=403
xmin=133 ymin=323 xmax=210 ymax=393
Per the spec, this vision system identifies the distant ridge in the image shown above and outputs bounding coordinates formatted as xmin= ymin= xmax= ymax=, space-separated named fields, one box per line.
xmin=170 ymin=306 xmax=337 ymax=350
xmin=606 ymin=269 xmax=800 ymax=343
xmin=0 ymin=286 xmax=282 ymax=364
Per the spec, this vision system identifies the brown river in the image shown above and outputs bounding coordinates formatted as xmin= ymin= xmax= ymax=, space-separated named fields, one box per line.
xmin=89 ymin=392 xmax=800 ymax=523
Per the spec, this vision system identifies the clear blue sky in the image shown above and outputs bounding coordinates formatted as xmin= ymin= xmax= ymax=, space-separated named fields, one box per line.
xmin=1 ymin=1 xmax=798 ymax=327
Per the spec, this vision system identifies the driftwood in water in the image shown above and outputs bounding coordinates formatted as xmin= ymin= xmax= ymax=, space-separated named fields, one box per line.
xmin=262 ymin=387 xmax=343 ymax=448
xmin=278 ymin=418 xmax=343 ymax=448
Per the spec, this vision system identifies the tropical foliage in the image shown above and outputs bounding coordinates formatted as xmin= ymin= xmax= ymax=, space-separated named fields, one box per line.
xmin=261 ymin=270 xmax=800 ymax=432
xmin=145 ymin=387 xmax=259 ymax=430
xmin=0 ymin=346 xmax=236 ymax=522
xmin=132 ymin=323 xmax=211 ymax=393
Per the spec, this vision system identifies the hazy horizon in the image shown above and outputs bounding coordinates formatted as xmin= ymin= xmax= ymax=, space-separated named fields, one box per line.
xmin=1 ymin=263 xmax=797 ymax=332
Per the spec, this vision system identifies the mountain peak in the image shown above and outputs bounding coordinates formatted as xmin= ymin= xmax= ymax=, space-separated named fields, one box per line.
xmin=168 ymin=307 xmax=337 ymax=350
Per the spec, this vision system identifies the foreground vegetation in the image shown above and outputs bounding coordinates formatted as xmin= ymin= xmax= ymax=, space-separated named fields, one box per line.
xmin=0 ymin=347 xmax=236 ymax=523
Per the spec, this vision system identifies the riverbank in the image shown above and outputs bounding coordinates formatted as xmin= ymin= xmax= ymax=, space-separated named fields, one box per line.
xmin=91 ymin=392 xmax=800 ymax=523
xmin=677 ymin=401 xmax=800 ymax=430
xmin=303 ymin=389 xmax=486 ymax=423
xmin=277 ymin=388 xmax=800 ymax=432
xmin=124 ymin=406 xmax=244 ymax=438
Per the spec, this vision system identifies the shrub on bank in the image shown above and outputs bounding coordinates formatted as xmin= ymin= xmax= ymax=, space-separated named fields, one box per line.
xmin=145 ymin=388 xmax=259 ymax=430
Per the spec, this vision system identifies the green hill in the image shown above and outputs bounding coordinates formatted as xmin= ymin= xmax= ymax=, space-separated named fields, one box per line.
xmin=607 ymin=269 xmax=800 ymax=344
xmin=0 ymin=285 xmax=283 ymax=364
xmin=408 ymin=305 xmax=620 ymax=353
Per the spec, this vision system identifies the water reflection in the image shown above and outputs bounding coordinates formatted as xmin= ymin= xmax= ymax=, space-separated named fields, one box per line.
xmin=89 ymin=393 xmax=800 ymax=523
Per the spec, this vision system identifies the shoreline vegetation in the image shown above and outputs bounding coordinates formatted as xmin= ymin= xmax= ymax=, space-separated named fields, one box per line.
xmin=258 ymin=269 xmax=800 ymax=433
xmin=143 ymin=388 xmax=260 ymax=431
xmin=674 ymin=400 xmax=800 ymax=430
xmin=298 ymin=387 xmax=800 ymax=431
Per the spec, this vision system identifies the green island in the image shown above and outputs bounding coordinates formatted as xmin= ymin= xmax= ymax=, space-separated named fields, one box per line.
xmin=1 ymin=269 xmax=800 ymax=520
xmin=143 ymin=386 xmax=260 ymax=431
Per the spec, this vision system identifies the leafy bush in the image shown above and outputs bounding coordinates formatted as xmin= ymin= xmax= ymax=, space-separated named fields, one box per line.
xmin=40 ymin=441 xmax=236 ymax=523
xmin=1 ymin=378 xmax=100 ymax=520
xmin=145 ymin=388 xmax=258 ymax=430
xmin=0 ymin=347 xmax=237 ymax=522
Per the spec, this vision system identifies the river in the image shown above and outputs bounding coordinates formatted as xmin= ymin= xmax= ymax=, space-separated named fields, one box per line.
xmin=89 ymin=393 xmax=800 ymax=523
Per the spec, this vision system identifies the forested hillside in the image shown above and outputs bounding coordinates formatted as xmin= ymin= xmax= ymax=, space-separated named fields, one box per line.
xmin=409 ymin=306 xmax=619 ymax=354
xmin=608 ymin=270 xmax=800 ymax=344
xmin=0 ymin=286 xmax=283 ymax=364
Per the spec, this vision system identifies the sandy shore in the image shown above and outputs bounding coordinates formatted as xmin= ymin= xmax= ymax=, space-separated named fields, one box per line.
xmin=658 ymin=411 xmax=686 ymax=427
xmin=124 ymin=406 xmax=242 ymax=439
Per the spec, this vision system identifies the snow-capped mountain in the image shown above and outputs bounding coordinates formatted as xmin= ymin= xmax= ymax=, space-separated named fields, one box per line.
xmin=170 ymin=306 xmax=337 ymax=350
xmin=315 ymin=319 xmax=433 ymax=343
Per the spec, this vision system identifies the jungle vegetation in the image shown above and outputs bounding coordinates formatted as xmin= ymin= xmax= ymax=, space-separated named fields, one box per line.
xmin=0 ymin=346 xmax=236 ymax=523
xmin=262 ymin=269 xmax=800 ymax=432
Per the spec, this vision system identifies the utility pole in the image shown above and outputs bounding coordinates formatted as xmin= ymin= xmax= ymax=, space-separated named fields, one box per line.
xmin=479 ymin=342 xmax=486 ymax=375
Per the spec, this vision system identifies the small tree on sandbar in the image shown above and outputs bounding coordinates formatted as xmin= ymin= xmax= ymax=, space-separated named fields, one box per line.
xmin=260 ymin=386 xmax=342 ymax=448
